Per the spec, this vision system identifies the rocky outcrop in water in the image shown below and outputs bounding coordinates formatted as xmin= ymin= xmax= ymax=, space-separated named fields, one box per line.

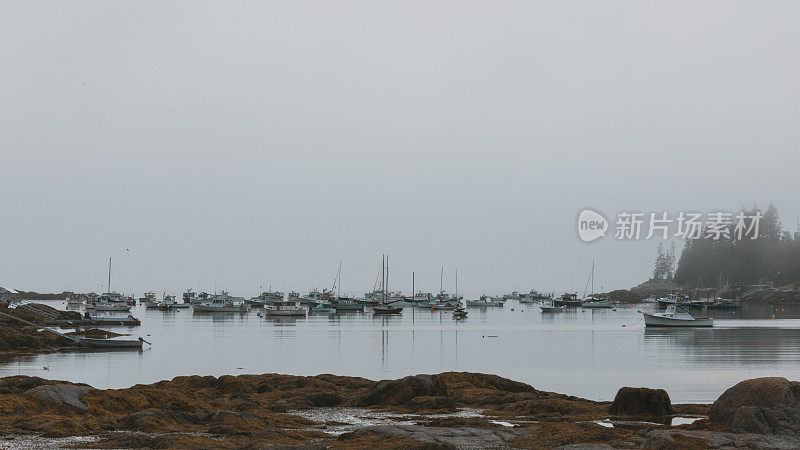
xmin=609 ymin=387 xmax=673 ymax=421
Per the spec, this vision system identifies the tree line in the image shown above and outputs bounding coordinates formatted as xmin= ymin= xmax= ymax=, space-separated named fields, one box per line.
xmin=668 ymin=203 xmax=800 ymax=287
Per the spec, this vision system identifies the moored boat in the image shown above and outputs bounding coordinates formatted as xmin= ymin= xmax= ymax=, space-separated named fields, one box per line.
xmin=265 ymin=299 xmax=306 ymax=316
xmin=540 ymin=299 xmax=566 ymax=312
xmin=192 ymin=292 xmax=249 ymax=312
xmin=642 ymin=305 xmax=714 ymax=327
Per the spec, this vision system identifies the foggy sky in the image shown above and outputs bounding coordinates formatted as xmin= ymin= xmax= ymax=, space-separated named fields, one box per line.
xmin=2 ymin=1 xmax=799 ymax=297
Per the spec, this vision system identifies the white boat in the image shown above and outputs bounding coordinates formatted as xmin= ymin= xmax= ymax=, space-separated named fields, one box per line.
xmin=540 ymin=299 xmax=565 ymax=312
xmin=89 ymin=293 xmax=132 ymax=312
xmin=466 ymin=295 xmax=504 ymax=307
xmin=66 ymin=297 xmax=84 ymax=309
xmin=192 ymin=292 xmax=249 ymax=312
xmin=265 ymin=299 xmax=306 ymax=316
xmin=643 ymin=305 xmax=714 ymax=327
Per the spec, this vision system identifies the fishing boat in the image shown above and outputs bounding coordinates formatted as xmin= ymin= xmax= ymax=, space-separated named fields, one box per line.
xmin=466 ymin=295 xmax=504 ymax=307
xmin=642 ymin=305 xmax=714 ymax=327
xmin=155 ymin=295 xmax=189 ymax=309
xmin=334 ymin=298 xmax=365 ymax=312
xmin=554 ymin=293 xmax=583 ymax=308
xmin=140 ymin=292 xmax=157 ymax=306
xmin=502 ymin=291 xmax=522 ymax=300
xmin=192 ymin=292 xmax=249 ymax=312
xmin=265 ymin=299 xmax=306 ymax=316
xmin=657 ymin=293 xmax=681 ymax=308
xmin=182 ymin=289 xmax=197 ymax=304
xmin=90 ymin=293 xmax=132 ymax=312
xmin=452 ymin=307 xmax=468 ymax=319
xmin=521 ymin=288 xmax=551 ymax=303
xmin=373 ymin=255 xmax=402 ymax=315
xmin=540 ymin=299 xmax=566 ymax=312
xmin=66 ymin=296 xmax=84 ymax=309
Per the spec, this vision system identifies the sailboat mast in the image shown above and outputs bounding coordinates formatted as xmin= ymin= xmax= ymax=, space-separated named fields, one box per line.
xmin=386 ymin=256 xmax=389 ymax=301
xmin=107 ymin=257 xmax=112 ymax=294
xmin=440 ymin=267 xmax=443 ymax=293
xmin=455 ymin=269 xmax=458 ymax=297
xmin=381 ymin=255 xmax=385 ymax=305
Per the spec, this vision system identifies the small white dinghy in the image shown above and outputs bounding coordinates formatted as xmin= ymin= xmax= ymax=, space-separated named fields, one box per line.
xmin=642 ymin=305 xmax=713 ymax=328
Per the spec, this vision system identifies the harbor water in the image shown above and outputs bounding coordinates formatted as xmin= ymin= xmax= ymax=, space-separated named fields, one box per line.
xmin=2 ymin=301 xmax=800 ymax=403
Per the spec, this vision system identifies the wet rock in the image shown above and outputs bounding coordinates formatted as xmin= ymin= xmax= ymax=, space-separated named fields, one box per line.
xmin=340 ymin=424 xmax=521 ymax=447
xmin=408 ymin=395 xmax=456 ymax=412
xmin=357 ymin=374 xmax=447 ymax=406
xmin=24 ymin=383 xmax=94 ymax=410
xmin=609 ymin=387 xmax=672 ymax=420
xmin=644 ymin=429 xmax=800 ymax=449
xmin=709 ymin=377 xmax=800 ymax=430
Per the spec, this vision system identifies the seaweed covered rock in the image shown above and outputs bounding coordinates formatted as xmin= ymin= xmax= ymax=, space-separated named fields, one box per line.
xmin=357 ymin=374 xmax=447 ymax=406
xmin=609 ymin=387 xmax=672 ymax=420
xmin=710 ymin=377 xmax=800 ymax=435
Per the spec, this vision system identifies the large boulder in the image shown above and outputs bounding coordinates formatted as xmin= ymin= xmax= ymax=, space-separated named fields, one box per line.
xmin=24 ymin=383 xmax=95 ymax=410
xmin=609 ymin=387 xmax=672 ymax=420
xmin=357 ymin=374 xmax=447 ymax=406
xmin=710 ymin=377 xmax=800 ymax=435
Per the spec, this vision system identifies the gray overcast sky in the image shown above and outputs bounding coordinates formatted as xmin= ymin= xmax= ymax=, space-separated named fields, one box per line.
xmin=1 ymin=1 xmax=798 ymax=297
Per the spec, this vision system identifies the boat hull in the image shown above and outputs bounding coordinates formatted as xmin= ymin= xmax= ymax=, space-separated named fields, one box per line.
xmin=373 ymin=306 xmax=403 ymax=315
xmin=581 ymin=302 xmax=612 ymax=308
xmin=643 ymin=313 xmax=714 ymax=327
xmin=74 ymin=337 xmax=143 ymax=348
xmin=192 ymin=304 xmax=248 ymax=312
xmin=265 ymin=310 xmax=306 ymax=316
xmin=466 ymin=301 xmax=504 ymax=307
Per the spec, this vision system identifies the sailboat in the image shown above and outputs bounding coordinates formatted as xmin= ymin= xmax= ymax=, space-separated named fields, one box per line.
xmin=88 ymin=258 xmax=132 ymax=312
xmin=580 ymin=262 xmax=612 ymax=308
xmin=372 ymin=255 xmax=403 ymax=315
xmin=331 ymin=261 xmax=364 ymax=312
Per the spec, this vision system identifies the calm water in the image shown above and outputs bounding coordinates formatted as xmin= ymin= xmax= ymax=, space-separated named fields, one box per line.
xmin=3 ymin=301 xmax=800 ymax=403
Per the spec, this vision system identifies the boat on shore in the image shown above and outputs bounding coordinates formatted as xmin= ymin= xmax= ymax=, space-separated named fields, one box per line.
xmin=642 ymin=305 xmax=714 ymax=327
xmin=74 ymin=336 xmax=146 ymax=348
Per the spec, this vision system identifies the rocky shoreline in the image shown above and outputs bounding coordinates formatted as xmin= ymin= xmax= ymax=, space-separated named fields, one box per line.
xmin=0 ymin=372 xmax=798 ymax=448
